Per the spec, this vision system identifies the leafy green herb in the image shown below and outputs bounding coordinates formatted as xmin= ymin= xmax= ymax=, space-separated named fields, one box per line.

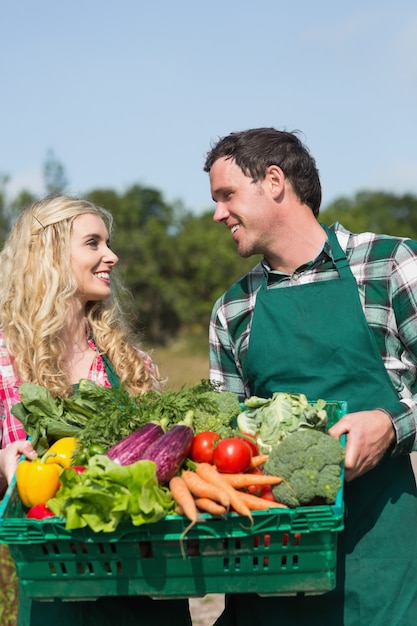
xmin=12 ymin=379 xmax=240 ymax=455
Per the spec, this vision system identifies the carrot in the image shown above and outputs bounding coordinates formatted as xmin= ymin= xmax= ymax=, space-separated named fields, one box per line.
xmin=223 ymin=473 xmax=283 ymax=489
xmin=194 ymin=498 xmax=227 ymax=516
xmin=181 ymin=470 xmax=230 ymax=507
xmin=169 ymin=475 xmax=200 ymax=559
xmin=196 ymin=463 xmax=253 ymax=522
xmin=169 ymin=476 xmax=198 ymax=524
xmin=250 ymin=454 xmax=269 ymax=468
xmin=237 ymin=490 xmax=288 ymax=510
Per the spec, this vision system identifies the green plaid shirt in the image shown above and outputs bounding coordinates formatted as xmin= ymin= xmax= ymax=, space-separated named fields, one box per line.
xmin=209 ymin=222 xmax=417 ymax=454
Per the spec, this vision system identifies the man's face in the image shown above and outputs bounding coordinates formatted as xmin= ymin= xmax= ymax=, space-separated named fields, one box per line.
xmin=209 ymin=157 xmax=275 ymax=258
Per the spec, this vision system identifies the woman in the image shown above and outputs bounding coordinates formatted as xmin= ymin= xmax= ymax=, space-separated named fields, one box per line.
xmin=0 ymin=195 xmax=191 ymax=626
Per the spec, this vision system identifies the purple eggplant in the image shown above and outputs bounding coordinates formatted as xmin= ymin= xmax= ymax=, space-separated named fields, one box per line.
xmin=106 ymin=422 xmax=164 ymax=465
xmin=140 ymin=424 xmax=194 ymax=483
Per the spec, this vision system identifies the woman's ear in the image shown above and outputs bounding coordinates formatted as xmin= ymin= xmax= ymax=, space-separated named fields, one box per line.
xmin=265 ymin=165 xmax=285 ymax=200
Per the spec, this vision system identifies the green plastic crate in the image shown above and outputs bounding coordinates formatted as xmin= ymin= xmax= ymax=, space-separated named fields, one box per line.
xmin=0 ymin=400 xmax=347 ymax=600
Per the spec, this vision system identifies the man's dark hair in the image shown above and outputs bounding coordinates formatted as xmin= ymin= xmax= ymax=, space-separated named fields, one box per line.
xmin=204 ymin=127 xmax=322 ymax=217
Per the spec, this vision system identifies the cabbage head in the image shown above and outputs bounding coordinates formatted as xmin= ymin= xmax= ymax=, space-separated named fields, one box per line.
xmin=236 ymin=392 xmax=327 ymax=453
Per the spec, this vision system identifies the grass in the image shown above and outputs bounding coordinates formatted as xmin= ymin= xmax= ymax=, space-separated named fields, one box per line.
xmin=0 ymin=333 xmax=210 ymax=623
xmin=149 ymin=331 xmax=209 ymax=390
xmin=0 ymin=545 xmax=18 ymax=626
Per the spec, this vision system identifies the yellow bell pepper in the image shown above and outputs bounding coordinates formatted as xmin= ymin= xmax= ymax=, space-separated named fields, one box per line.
xmin=44 ymin=436 xmax=80 ymax=469
xmin=16 ymin=455 xmax=62 ymax=508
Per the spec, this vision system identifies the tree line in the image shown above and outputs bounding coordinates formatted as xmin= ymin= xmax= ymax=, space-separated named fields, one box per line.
xmin=2 ymin=154 xmax=417 ymax=344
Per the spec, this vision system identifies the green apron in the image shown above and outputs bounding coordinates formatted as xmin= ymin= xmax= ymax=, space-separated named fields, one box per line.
xmin=18 ymin=355 xmax=192 ymax=626
xmin=216 ymin=227 xmax=417 ymax=626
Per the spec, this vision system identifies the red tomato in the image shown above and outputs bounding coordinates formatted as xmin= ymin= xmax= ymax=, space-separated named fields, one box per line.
xmin=190 ymin=432 xmax=220 ymax=464
xmin=247 ymin=483 xmax=262 ymax=495
xmin=239 ymin=433 xmax=259 ymax=456
xmin=26 ymin=503 xmax=56 ymax=519
xmin=213 ymin=437 xmax=252 ymax=473
xmin=246 ymin=467 xmax=263 ymax=495
xmin=260 ymin=485 xmax=277 ymax=502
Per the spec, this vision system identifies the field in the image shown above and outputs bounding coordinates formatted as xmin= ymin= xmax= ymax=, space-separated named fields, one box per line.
xmin=149 ymin=332 xmax=209 ymax=390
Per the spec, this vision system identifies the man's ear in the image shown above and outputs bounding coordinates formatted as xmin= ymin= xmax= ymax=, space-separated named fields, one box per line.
xmin=265 ymin=165 xmax=285 ymax=200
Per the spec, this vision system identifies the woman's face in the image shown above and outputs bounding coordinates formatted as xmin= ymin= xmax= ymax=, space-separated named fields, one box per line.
xmin=70 ymin=213 xmax=119 ymax=304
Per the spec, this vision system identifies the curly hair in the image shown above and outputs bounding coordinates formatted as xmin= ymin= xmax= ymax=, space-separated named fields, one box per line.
xmin=0 ymin=195 xmax=160 ymax=397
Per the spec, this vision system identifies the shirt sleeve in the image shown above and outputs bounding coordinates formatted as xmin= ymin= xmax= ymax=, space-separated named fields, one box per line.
xmin=382 ymin=238 xmax=417 ymax=453
xmin=0 ymin=350 xmax=27 ymax=447
xmin=209 ymin=299 xmax=247 ymax=401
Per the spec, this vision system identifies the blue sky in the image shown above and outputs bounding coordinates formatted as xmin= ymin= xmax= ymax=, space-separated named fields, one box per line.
xmin=1 ymin=0 xmax=416 ymax=214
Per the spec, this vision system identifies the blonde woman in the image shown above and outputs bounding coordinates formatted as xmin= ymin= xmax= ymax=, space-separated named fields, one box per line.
xmin=0 ymin=195 xmax=191 ymax=626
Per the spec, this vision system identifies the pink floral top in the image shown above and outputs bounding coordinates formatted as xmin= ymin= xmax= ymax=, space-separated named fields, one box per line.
xmin=0 ymin=329 xmax=156 ymax=448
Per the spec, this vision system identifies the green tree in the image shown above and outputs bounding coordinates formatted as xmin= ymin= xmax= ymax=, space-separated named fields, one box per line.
xmin=43 ymin=149 xmax=68 ymax=195
xmin=172 ymin=211 xmax=259 ymax=329
xmin=7 ymin=172 xmax=417 ymax=344
xmin=321 ymin=191 xmax=417 ymax=238
xmin=87 ymin=185 xmax=183 ymax=343
xmin=10 ymin=190 xmax=37 ymax=213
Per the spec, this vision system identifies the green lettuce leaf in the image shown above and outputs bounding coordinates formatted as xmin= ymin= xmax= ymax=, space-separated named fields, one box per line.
xmin=47 ymin=455 xmax=176 ymax=532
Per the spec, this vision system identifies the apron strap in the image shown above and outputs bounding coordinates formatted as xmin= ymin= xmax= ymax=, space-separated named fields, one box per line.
xmin=91 ymin=333 xmax=121 ymax=388
xmin=72 ymin=341 xmax=121 ymax=394
xmin=101 ymin=352 xmax=121 ymax=388
xmin=321 ymin=224 xmax=352 ymax=279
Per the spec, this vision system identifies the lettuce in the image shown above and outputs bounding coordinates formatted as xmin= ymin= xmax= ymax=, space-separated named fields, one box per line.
xmin=47 ymin=454 xmax=175 ymax=532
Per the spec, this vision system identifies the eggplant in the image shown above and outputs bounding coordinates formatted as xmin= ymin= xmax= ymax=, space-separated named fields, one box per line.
xmin=140 ymin=424 xmax=194 ymax=484
xmin=106 ymin=422 xmax=164 ymax=465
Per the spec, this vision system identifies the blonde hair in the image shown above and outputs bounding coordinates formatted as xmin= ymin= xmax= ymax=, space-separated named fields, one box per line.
xmin=0 ymin=195 xmax=160 ymax=397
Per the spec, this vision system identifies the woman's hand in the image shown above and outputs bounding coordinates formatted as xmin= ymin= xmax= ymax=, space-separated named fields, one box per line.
xmin=0 ymin=440 xmax=37 ymax=486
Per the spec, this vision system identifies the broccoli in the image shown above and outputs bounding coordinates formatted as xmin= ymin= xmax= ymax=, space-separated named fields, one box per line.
xmin=264 ymin=429 xmax=345 ymax=508
xmin=191 ymin=390 xmax=241 ymax=438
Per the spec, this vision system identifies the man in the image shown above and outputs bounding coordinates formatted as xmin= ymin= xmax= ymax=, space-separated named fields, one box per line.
xmin=204 ymin=128 xmax=417 ymax=625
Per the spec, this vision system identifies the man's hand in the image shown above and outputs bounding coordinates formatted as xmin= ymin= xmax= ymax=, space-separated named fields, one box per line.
xmin=328 ymin=409 xmax=395 ymax=482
